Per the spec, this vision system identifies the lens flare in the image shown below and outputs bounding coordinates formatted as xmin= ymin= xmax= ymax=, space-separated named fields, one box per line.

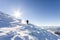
xmin=13 ymin=10 xmax=22 ymax=18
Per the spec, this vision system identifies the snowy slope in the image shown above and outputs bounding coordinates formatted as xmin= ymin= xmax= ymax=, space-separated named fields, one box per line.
xmin=0 ymin=12 xmax=21 ymax=27
xmin=0 ymin=12 xmax=60 ymax=40
xmin=0 ymin=24 xmax=60 ymax=40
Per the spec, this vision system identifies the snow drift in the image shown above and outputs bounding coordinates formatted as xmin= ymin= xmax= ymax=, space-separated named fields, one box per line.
xmin=0 ymin=12 xmax=60 ymax=40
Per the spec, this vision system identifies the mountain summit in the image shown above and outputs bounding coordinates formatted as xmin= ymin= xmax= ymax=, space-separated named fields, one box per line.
xmin=0 ymin=12 xmax=60 ymax=40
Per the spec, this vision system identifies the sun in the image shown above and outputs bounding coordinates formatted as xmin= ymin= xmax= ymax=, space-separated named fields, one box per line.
xmin=13 ymin=9 xmax=22 ymax=18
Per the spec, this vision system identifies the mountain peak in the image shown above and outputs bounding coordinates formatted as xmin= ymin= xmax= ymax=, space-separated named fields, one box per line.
xmin=0 ymin=12 xmax=60 ymax=40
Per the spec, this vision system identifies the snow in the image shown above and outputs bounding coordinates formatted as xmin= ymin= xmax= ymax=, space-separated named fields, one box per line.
xmin=0 ymin=12 xmax=60 ymax=40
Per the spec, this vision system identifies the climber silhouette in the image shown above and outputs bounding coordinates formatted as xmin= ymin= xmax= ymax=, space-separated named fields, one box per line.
xmin=26 ymin=20 xmax=29 ymax=24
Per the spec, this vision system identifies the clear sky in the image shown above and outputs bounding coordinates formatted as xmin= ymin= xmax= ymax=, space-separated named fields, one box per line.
xmin=0 ymin=0 xmax=60 ymax=26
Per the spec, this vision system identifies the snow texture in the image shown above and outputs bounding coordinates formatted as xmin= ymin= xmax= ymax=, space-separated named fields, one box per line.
xmin=0 ymin=12 xmax=60 ymax=40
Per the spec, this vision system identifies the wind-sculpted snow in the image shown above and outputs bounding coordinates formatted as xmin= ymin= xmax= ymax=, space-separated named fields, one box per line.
xmin=0 ymin=12 xmax=60 ymax=40
xmin=0 ymin=12 xmax=21 ymax=27
xmin=0 ymin=24 xmax=60 ymax=40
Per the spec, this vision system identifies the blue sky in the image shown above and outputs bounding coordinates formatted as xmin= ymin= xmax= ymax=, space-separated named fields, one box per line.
xmin=0 ymin=0 xmax=60 ymax=26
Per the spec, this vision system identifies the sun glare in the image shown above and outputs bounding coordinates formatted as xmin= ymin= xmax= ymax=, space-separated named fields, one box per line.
xmin=13 ymin=9 xmax=22 ymax=18
xmin=22 ymin=20 xmax=26 ymax=24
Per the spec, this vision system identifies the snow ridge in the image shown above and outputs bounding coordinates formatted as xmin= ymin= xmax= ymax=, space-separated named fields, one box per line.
xmin=0 ymin=12 xmax=60 ymax=40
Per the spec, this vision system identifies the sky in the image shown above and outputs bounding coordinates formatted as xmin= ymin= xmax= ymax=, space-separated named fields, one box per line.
xmin=0 ymin=0 xmax=60 ymax=26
